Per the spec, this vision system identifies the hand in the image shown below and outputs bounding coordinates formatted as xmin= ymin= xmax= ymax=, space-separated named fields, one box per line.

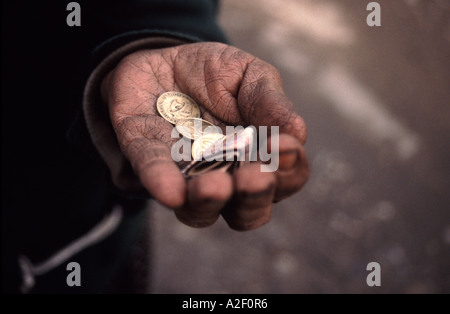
xmin=102 ymin=42 xmax=309 ymax=231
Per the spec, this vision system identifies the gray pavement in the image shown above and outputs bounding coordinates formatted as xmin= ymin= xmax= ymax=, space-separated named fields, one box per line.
xmin=149 ymin=0 xmax=450 ymax=293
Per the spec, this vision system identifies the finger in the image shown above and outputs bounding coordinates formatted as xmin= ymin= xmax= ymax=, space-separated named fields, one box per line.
xmin=174 ymin=170 xmax=233 ymax=228
xmin=237 ymin=59 xmax=307 ymax=144
xmin=222 ymin=163 xmax=276 ymax=231
xmin=269 ymin=134 xmax=309 ymax=202
xmin=125 ymin=137 xmax=186 ymax=209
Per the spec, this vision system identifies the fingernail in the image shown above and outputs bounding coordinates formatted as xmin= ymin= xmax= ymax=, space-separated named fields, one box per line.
xmin=278 ymin=150 xmax=299 ymax=170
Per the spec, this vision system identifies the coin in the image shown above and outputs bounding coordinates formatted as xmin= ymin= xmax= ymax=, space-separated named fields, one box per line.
xmin=181 ymin=158 xmax=237 ymax=178
xmin=176 ymin=117 xmax=222 ymax=140
xmin=191 ymin=133 xmax=225 ymax=160
xmin=156 ymin=91 xmax=200 ymax=124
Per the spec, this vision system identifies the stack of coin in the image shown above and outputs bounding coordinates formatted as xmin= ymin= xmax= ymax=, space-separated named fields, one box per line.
xmin=157 ymin=91 xmax=222 ymax=157
xmin=156 ymin=91 xmax=253 ymax=178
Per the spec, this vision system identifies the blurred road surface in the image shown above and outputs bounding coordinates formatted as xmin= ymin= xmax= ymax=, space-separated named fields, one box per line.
xmin=149 ymin=0 xmax=450 ymax=293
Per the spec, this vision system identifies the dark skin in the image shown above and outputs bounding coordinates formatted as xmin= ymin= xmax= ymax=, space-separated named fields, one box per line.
xmin=101 ymin=42 xmax=309 ymax=231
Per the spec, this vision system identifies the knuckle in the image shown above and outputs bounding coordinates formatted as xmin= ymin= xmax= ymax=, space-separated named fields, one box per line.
xmin=275 ymin=167 xmax=309 ymax=200
xmin=225 ymin=214 xmax=271 ymax=232
xmin=174 ymin=208 xmax=219 ymax=229
xmin=190 ymin=172 xmax=233 ymax=202
xmin=235 ymin=170 xmax=276 ymax=198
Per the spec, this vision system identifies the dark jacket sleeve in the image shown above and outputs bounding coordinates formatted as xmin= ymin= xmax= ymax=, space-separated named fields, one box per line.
xmin=85 ymin=0 xmax=228 ymax=65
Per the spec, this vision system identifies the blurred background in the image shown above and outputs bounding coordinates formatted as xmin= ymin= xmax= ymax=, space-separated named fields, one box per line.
xmin=149 ymin=0 xmax=450 ymax=293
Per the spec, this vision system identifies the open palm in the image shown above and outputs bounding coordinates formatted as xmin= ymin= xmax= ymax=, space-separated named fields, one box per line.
xmin=102 ymin=42 xmax=309 ymax=230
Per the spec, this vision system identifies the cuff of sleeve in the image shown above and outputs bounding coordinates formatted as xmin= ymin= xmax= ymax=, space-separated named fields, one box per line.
xmin=83 ymin=36 xmax=189 ymax=192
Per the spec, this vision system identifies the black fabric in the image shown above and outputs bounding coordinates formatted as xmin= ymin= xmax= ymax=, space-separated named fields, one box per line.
xmin=1 ymin=0 xmax=227 ymax=293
